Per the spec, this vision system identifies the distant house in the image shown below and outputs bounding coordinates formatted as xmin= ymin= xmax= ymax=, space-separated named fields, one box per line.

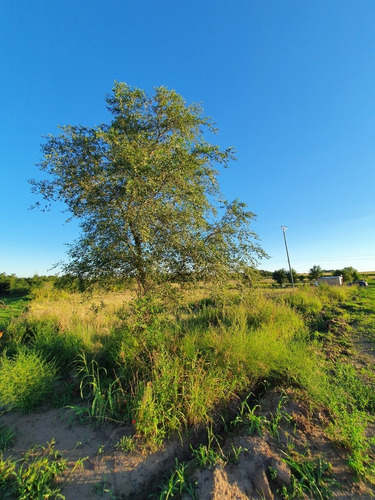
xmin=315 ymin=276 xmax=343 ymax=286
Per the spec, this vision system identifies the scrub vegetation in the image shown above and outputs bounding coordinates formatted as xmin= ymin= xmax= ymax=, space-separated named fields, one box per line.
xmin=0 ymin=276 xmax=375 ymax=498
xmin=1 ymin=84 xmax=372 ymax=498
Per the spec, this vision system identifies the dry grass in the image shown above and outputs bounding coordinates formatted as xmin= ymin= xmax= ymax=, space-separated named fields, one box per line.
xmin=28 ymin=284 xmax=134 ymax=334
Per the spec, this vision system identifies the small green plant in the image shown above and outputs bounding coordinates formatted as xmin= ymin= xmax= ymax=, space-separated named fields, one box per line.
xmin=91 ymin=477 xmax=115 ymax=498
xmin=191 ymin=427 xmax=224 ymax=468
xmin=0 ymin=440 xmax=67 ymax=499
xmin=280 ymin=449 xmax=334 ymax=500
xmin=76 ymin=353 xmax=126 ymax=425
xmin=228 ymin=443 xmax=247 ymax=464
xmin=0 ymin=348 xmax=57 ymax=412
xmin=231 ymin=398 xmax=267 ymax=436
xmin=0 ymin=455 xmax=16 ymax=497
xmin=153 ymin=458 xmax=197 ymax=500
xmin=72 ymin=456 xmax=88 ymax=471
xmin=230 ymin=394 xmax=254 ymax=428
xmin=268 ymin=465 xmax=279 ymax=481
xmin=267 ymin=395 xmax=292 ymax=440
xmin=0 ymin=423 xmax=16 ymax=451
xmin=247 ymin=406 xmax=267 ymax=436
xmin=66 ymin=404 xmax=92 ymax=424
xmin=115 ymin=435 xmax=136 ymax=453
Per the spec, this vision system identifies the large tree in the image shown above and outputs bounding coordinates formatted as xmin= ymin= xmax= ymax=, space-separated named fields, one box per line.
xmin=31 ymin=83 xmax=266 ymax=294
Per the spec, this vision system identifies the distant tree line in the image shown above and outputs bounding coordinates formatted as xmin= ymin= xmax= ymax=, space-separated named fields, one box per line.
xmin=271 ymin=265 xmax=362 ymax=286
xmin=0 ymin=265 xmax=365 ymax=296
xmin=0 ymin=274 xmax=55 ymax=296
xmin=0 ymin=273 xmax=134 ymax=296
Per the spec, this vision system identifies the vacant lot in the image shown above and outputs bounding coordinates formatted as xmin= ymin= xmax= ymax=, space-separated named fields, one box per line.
xmin=0 ymin=281 xmax=374 ymax=499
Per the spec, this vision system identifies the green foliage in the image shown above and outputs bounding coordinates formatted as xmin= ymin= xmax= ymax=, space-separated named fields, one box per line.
xmin=267 ymin=395 xmax=293 ymax=440
xmin=73 ymin=353 xmax=127 ymax=425
xmin=231 ymin=394 xmax=292 ymax=441
xmin=33 ymin=329 xmax=84 ymax=372
xmin=332 ymin=266 xmax=360 ymax=283
xmin=309 ymin=265 xmax=323 ymax=281
xmin=230 ymin=397 xmax=267 ymax=436
xmin=258 ymin=269 xmax=273 ymax=278
xmin=247 ymin=407 xmax=266 ymax=436
xmin=228 ymin=443 xmax=247 ymax=464
xmin=286 ymin=268 xmax=298 ymax=285
xmin=0 ymin=278 xmax=10 ymax=295
xmin=272 ymin=269 xmax=288 ymax=285
xmin=0 ymin=273 xmax=48 ymax=297
xmin=0 ymin=455 xmax=16 ymax=497
xmin=91 ymin=478 xmax=114 ymax=497
xmin=0 ymin=348 xmax=57 ymax=412
xmin=0 ymin=424 xmax=16 ymax=452
xmin=283 ymin=288 xmax=323 ymax=317
xmin=5 ymin=317 xmax=60 ymax=350
xmin=31 ymin=82 xmax=266 ymax=294
xmin=2 ymin=278 xmax=375 ymax=488
xmin=153 ymin=458 xmax=197 ymax=500
xmin=323 ymin=369 xmax=375 ymax=481
xmin=191 ymin=427 xmax=224 ymax=468
xmin=115 ymin=435 xmax=136 ymax=453
xmin=333 ymin=361 xmax=375 ymax=412
xmin=0 ymin=296 xmax=29 ymax=334
xmin=240 ymin=266 xmax=261 ymax=288
xmin=110 ymin=289 xmax=322 ymax=447
xmin=0 ymin=440 xmax=67 ymax=499
xmin=280 ymin=449 xmax=334 ymax=500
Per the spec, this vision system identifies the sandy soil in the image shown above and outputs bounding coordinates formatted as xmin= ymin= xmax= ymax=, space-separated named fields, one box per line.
xmin=1 ymin=387 xmax=374 ymax=500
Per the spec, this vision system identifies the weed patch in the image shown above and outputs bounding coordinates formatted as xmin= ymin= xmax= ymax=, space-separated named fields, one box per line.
xmin=0 ymin=440 xmax=67 ymax=499
xmin=280 ymin=448 xmax=335 ymax=500
xmin=0 ymin=423 xmax=16 ymax=451
xmin=152 ymin=459 xmax=197 ymax=499
xmin=0 ymin=348 xmax=57 ymax=412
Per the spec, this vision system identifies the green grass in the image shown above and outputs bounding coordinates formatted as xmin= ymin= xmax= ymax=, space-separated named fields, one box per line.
xmin=152 ymin=458 xmax=197 ymax=499
xmin=115 ymin=435 xmax=136 ymax=453
xmin=351 ymin=281 xmax=375 ymax=342
xmin=1 ymin=282 xmax=375 ymax=487
xmin=0 ymin=295 xmax=29 ymax=332
xmin=0 ymin=440 xmax=67 ymax=499
xmin=0 ymin=423 xmax=16 ymax=452
xmin=0 ymin=348 xmax=57 ymax=412
xmin=280 ymin=448 xmax=335 ymax=500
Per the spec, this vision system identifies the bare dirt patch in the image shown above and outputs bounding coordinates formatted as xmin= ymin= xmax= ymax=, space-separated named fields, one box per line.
xmin=2 ymin=389 xmax=374 ymax=499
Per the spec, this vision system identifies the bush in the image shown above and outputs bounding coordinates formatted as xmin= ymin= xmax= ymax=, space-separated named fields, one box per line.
xmin=0 ymin=348 xmax=57 ymax=412
xmin=0 ymin=280 xmax=10 ymax=295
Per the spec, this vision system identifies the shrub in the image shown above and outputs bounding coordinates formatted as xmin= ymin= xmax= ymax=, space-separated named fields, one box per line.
xmin=0 ymin=348 xmax=57 ymax=412
xmin=33 ymin=328 xmax=84 ymax=371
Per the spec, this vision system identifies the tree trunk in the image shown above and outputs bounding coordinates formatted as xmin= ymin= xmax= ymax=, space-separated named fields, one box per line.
xmin=129 ymin=222 xmax=147 ymax=296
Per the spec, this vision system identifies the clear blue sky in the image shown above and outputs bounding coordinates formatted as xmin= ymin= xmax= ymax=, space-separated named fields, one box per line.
xmin=1 ymin=0 xmax=375 ymax=276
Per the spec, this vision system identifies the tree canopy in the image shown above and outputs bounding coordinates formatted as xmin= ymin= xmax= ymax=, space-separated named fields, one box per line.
xmin=31 ymin=83 xmax=266 ymax=293
xmin=309 ymin=265 xmax=323 ymax=281
xmin=272 ymin=268 xmax=288 ymax=285
xmin=332 ymin=267 xmax=360 ymax=283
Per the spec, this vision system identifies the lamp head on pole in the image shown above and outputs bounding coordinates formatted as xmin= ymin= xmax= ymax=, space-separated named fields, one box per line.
xmin=281 ymin=225 xmax=288 ymax=231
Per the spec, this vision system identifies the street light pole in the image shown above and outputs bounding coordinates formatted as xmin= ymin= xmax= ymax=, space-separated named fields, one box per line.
xmin=281 ymin=225 xmax=294 ymax=289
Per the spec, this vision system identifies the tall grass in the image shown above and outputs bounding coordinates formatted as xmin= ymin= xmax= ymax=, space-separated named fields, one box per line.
xmin=3 ymin=279 xmax=374 ymax=482
xmin=0 ymin=348 xmax=57 ymax=412
xmin=105 ymin=291 xmax=327 ymax=448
